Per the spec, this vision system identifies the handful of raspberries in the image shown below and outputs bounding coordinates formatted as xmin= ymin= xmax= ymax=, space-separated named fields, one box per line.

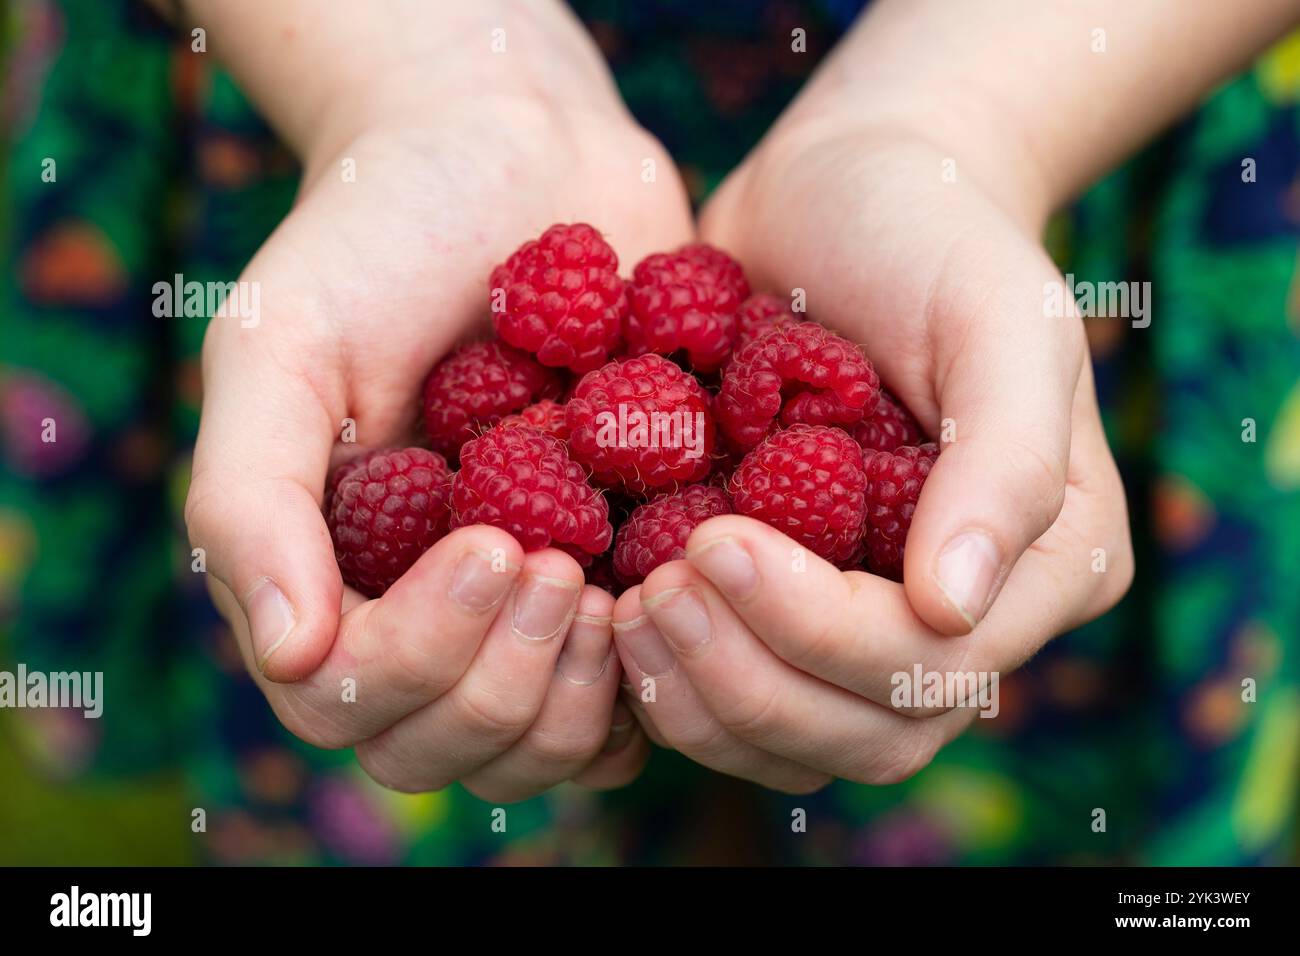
xmin=326 ymin=223 xmax=938 ymax=598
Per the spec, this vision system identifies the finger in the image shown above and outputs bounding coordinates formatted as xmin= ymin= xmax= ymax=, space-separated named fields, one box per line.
xmin=903 ymin=244 xmax=1086 ymax=635
xmin=573 ymin=697 xmax=652 ymax=790
xmin=219 ymin=525 xmax=523 ymax=747
xmin=1061 ymin=358 xmax=1134 ymax=620
xmin=685 ymin=515 xmax=1066 ymax=716
xmin=354 ymin=549 xmax=584 ymax=792
xmin=186 ymin=314 xmax=345 ymax=682
xmin=613 ymin=587 xmax=830 ymax=794
xmin=640 ymin=562 xmax=976 ymax=783
xmin=619 ymin=681 xmax=672 ymax=750
xmin=462 ymin=586 xmax=623 ymax=803
xmin=684 ymin=514 xmax=964 ymax=714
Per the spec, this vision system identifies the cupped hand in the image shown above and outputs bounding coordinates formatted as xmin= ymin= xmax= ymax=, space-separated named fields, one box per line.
xmin=608 ymin=115 xmax=1134 ymax=790
xmin=185 ymin=43 xmax=691 ymax=797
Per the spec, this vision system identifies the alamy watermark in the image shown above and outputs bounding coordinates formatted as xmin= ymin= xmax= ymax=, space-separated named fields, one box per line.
xmin=50 ymin=886 xmax=150 ymax=936
xmin=890 ymin=665 xmax=999 ymax=718
xmin=0 ymin=663 xmax=102 ymax=718
xmin=152 ymin=273 xmax=260 ymax=328
xmin=1044 ymin=273 xmax=1150 ymax=328
xmin=594 ymin=403 xmax=706 ymax=459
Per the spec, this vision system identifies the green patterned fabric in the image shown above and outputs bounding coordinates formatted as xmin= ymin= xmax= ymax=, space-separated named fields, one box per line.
xmin=1 ymin=0 xmax=1297 ymax=865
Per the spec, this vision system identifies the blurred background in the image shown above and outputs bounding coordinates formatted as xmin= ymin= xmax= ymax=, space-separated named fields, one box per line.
xmin=1 ymin=0 xmax=1298 ymax=865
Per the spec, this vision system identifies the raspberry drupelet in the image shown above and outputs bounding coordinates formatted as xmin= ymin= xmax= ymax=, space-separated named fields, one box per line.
xmin=566 ymin=354 xmax=716 ymax=496
xmin=489 ymin=223 xmax=627 ymax=373
xmin=717 ymin=323 xmax=880 ymax=451
xmin=728 ymin=424 xmax=869 ymax=567
xmin=613 ymin=483 xmax=733 ymax=585
xmin=328 ymin=447 xmax=454 ymax=597
xmin=861 ymin=442 xmax=939 ymax=580
xmin=422 ymin=340 xmax=564 ymax=459
xmin=849 ymin=389 xmax=925 ymax=453
xmin=450 ymin=424 xmax=613 ymax=564
xmin=500 ymin=398 xmax=570 ymax=441
xmin=624 ymin=243 xmax=750 ymax=372
xmin=733 ymin=292 xmax=799 ymax=350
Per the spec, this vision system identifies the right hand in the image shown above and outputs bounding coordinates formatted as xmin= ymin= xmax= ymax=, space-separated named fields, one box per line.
xmin=184 ymin=4 xmax=694 ymax=799
xmin=603 ymin=104 xmax=1136 ymax=793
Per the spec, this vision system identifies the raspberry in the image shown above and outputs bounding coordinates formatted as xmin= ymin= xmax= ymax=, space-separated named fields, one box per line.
xmin=325 ymin=447 xmax=392 ymax=512
xmin=489 ymin=223 xmax=627 ymax=373
xmin=728 ymin=424 xmax=867 ymax=567
xmin=861 ymin=443 xmax=939 ymax=580
xmin=328 ymin=447 xmax=453 ymax=598
xmin=566 ymin=354 xmax=715 ymax=496
xmin=422 ymin=341 xmax=563 ymax=459
xmin=717 ymin=323 xmax=880 ymax=450
xmin=613 ymin=484 xmax=733 ymax=585
xmin=850 ymin=390 xmax=925 ymax=453
xmin=734 ymin=292 xmax=798 ymax=350
xmin=500 ymin=398 xmax=569 ymax=441
xmin=625 ymin=243 xmax=750 ymax=372
xmin=450 ymin=424 xmax=612 ymax=562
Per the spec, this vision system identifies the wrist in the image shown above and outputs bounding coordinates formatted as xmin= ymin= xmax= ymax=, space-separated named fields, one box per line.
xmin=771 ymin=85 xmax=1055 ymax=236
xmin=304 ymin=27 xmax=631 ymax=175
xmin=181 ymin=0 xmax=625 ymax=166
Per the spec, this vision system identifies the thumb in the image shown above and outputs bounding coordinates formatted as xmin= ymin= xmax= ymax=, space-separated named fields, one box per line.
xmin=903 ymin=260 xmax=1084 ymax=636
xmin=185 ymin=328 xmax=343 ymax=682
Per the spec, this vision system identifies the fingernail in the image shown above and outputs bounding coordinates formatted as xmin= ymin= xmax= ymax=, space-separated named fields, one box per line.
xmin=246 ymin=578 xmax=296 ymax=670
xmin=603 ymin=699 xmax=635 ymax=754
xmin=688 ymin=536 xmax=757 ymax=601
xmin=933 ymin=530 xmax=1001 ymax=628
xmin=643 ymin=587 xmax=712 ymax=654
xmin=449 ymin=548 xmax=516 ymax=611
xmin=613 ymin=614 xmax=676 ymax=678
xmin=512 ymin=575 xmax=580 ymax=642
xmin=556 ymin=615 xmax=613 ymax=686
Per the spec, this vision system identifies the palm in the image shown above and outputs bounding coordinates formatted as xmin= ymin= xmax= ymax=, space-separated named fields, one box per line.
xmin=700 ymin=126 xmax=1130 ymax=636
xmin=234 ymin=113 xmax=696 ymax=462
xmin=703 ymin=133 xmax=1035 ymax=426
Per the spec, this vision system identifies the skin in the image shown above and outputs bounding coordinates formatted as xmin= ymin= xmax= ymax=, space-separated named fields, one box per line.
xmin=167 ymin=0 xmax=1300 ymax=796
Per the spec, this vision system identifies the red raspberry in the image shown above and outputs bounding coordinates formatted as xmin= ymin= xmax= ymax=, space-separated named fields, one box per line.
xmin=328 ymin=448 xmax=453 ymax=598
xmin=566 ymin=354 xmax=716 ymax=496
xmin=728 ymin=424 xmax=868 ymax=567
xmin=861 ymin=442 xmax=939 ymax=580
xmin=489 ymin=223 xmax=627 ymax=373
xmin=734 ymin=292 xmax=798 ymax=349
xmin=613 ymin=484 xmax=733 ymax=585
xmin=717 ymin=323 xmax=880 ymax=450
xmin=849 ymin=389 xmax=925 ymax=453
xmin=422 ymin=341 xmax=563 ymax=459
xmin=325 ymin=447 xmax=392 ymax=512
xmin=500 ymin=398 xmax=569 ymax=441
xmin=625 ymin=243 xmax=750 ymax=372
xmin=450 ymin=424 xmax=613 ymax=563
